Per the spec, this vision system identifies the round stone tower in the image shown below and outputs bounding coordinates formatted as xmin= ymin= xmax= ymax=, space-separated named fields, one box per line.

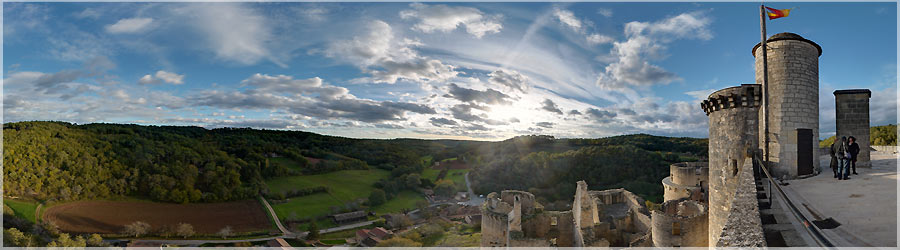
xmin=753 ymin=32 xmax=823 ymax=179
xmin=700 ymin=84 xmax=761 ymax=244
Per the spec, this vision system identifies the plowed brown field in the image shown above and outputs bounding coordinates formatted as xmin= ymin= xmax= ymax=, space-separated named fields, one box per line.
xmin=43 ymin=200 xmax=273 ymax=234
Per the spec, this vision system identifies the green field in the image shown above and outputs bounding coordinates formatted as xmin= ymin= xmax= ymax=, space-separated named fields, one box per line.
xmin=422 ymin=169 xmax=469 ymax=192
xmin=3 ymin=199 xmax=38 ymax=223
xmin=266 ymin=169 xmax=390 ymax=219
xmin=374 ymin=190 xmax=426 ymax=214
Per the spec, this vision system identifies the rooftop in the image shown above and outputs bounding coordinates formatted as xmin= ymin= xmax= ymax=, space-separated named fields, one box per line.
xmin=752 ymin=32 xmax=823 ymax=57
xmin=780 ymin=150 xmax=897 ymax=247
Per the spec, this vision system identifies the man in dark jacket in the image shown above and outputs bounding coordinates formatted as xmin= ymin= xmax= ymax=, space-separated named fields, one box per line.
xmin=833 ymin=136 xmax=851 ymax=180
xmin=848 ymin=136 xmax=860 ymax=175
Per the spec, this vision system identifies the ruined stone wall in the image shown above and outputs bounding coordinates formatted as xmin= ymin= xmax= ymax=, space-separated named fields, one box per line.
xmin=834 ymin=89 xmax=871 ymax=167
xmin=650 ymin=200 xmax=709 ymax=247
xmin=501 ymin=190 xmax=536 ymax=214
xmin=754 ymin=33 xmax=822 ymax=178
xmin=555 ymin=212 xmax=576 ymax=247
xmin=480 ymin=209 xmax=509 ymax=247
xmin=715 ymin=158 xmax=765 ymax=247
xmin=701 ymin=84 xmax=761 ymax=245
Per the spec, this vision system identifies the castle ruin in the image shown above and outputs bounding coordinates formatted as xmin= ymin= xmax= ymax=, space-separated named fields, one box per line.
xmin=482 ymin=32 xmax=865 ymax=247
xmin=481 ymin=183 xmax=652 ymax=247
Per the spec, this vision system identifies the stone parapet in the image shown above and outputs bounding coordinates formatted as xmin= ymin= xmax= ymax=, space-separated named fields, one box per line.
xmin=701 ymin=84 xmax=762 ymax=115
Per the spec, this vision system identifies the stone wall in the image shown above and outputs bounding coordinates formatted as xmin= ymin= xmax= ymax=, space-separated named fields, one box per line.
xmin=664 ymin=162 xmax=709 ymax=202
xmin=702 ymin=84 xmax=761 ymax=244
xmin=651 ymin=199 xmax=709 ymax=247
xmin=872 ymin=145 xmax=898 ymax=154
xmin=754 ymin=32 xmax=822 ymax=179
xmin=834 ymin=89 xmax=872 ymax=167
xmin=715 ymin=157 xmax=765 ymax=247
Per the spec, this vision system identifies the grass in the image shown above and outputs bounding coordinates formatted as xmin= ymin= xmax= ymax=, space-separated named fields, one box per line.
xmin=444 ymin=170 xmax=468 ymax=192
xmin=4 ymin=199 xmax=38 ymax=223
xmin=267 ymin=169 xmax=390 ymax=219
xmin=373 ymin=190 xmax=426 ymax=214
xmin=284 ymin=238 xmax=310 ymax=247
xmin=270 ymin=157 xmax=306 ymax=171
xmin=422 ymin=168 xmax=441 ymax=181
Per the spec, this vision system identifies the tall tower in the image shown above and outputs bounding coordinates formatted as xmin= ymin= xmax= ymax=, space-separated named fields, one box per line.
xmin=834 ymin=89 xmax=872 ymax=167
xmin=700 ymin=84 xmax=761 ymax=245
xmin=753 ymin=32 xmax=823 ymax=179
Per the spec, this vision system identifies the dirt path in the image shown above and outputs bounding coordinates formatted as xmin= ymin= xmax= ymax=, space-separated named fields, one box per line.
xmin=258 ymin=196 xmax=293 ymax=237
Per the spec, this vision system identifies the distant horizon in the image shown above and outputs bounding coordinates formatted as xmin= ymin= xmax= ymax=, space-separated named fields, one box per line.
xmin=4 ymin=2 xmax=896 ymax=140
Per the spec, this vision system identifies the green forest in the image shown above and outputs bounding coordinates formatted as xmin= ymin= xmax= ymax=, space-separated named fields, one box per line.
xmin=466 ymin=134 xmax=707 ymax=204
xmin=3 ymin=121 xmax=707 ymax=209
xmin=2 ymin=121 xmax=479 ymax=204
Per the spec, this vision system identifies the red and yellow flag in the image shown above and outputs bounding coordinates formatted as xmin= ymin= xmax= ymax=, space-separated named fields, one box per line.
xmin=765 ymin=6 xmax=792 ymax=20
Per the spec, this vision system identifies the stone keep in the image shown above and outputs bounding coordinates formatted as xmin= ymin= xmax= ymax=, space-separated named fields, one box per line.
xmin=753 ymin=32 xmax=823 ymax=179
xmin=700 ymin=84 xmax=761 ymax=245
xmin=834 ymin=89 xmax=871 ymax=167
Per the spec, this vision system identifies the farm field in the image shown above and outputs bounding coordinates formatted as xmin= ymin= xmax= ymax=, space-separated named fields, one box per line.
xmin=373 ymin=190 xmax=426 ymax=214
xmin=423 ymin=169 xmax=469 ymax=192
xmin=43 ymin=199 xmax=272 ymax=234
xmin=266 ymin=169 xmax=390 ymax=219
xmin=4 ymin=199 xmax=38 ymax=223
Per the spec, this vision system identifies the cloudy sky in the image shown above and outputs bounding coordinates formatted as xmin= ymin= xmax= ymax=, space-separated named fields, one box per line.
xmin=3 ymin=2 xmax=896 ymax=140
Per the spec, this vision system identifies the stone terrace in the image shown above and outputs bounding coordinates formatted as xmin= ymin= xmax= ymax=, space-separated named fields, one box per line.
xmin=780 ymin=150 xmax=897 ymax=247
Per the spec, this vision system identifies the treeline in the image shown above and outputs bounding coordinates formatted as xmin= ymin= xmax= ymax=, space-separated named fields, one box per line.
xmin=265 ymin=186 xmax=329 ymax=200
xmin=2 ymin=121 xmax=480 ymax=204
xmin=819 ymin=124 xmax=898 ymax=147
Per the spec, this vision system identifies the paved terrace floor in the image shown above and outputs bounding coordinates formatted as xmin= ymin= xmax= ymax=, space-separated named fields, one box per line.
xmin=782 ymin=151 xmax=897 ymax=247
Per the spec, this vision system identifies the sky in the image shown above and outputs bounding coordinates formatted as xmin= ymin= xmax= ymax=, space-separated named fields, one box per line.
xmin=3 ymin=2 xmax=897 ymax=140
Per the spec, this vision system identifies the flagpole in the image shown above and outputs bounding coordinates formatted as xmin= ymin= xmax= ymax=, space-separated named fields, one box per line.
xmin=760 ymin=5 xmax=771 ymax=174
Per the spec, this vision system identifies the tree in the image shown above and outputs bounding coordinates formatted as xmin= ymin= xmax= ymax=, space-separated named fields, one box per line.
xmin=4 ymin=228 xmax=28 ymax=247
xmin=376 ymin=237 xmax=422 ymax=247
xmin=87 ymin=234 xmax=106 ymax=247
xmin=176 ymin=223 xmax=195 ymax=239
xmin=123 ymin=221 xmax=151 ymax=237
xmin=306 ymin=220 xmax=320 ymax=240
xmin=406 ymin=174 xmax=422 ymax=188
xmin=434 ymin=179 xmax=456 ymax=197
xmin=368 ymin=189 xmax=387 ymax=206
xmin=217 ymin=226 xmax=233 ymax=239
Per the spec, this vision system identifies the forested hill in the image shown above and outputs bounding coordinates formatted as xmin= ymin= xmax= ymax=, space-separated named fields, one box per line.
xmin=466 ymin=135 xmax=708 ymax=205
xmin=3 ymin=121 xmax=706 ymax=206
xmin=2 ymin=121 xmax=483 ymax=204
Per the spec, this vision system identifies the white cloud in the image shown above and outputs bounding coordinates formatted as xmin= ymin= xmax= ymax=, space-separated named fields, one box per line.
xmin=684 ymin=89 xmax=716 ymax=101
xmin=597 ymin=8 xmax=613 ymax=18
xmin=596 ymin=11 xmax=712 ymax=91
xmin=553 ymin=8 xmax=582 ymax=32
xmin=176 ymin=3 xmax=278 ymax=66
xmin=586 ymin=33 xmax=614 ymax=45
xmin=325 ymin=20 xmax=459 ymax=84
xmin=139 ymin=70 xmax=184 ymax=85
xmin=400 ymin=3 xmax=502 ymax=38
xmin=105 ymin=17 xmax=153 ymax=34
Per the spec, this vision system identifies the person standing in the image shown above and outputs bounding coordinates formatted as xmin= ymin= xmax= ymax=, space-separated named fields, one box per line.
xmin=833 ymin=136 xmax=851 ymax=180
xmin=829 ymin=140 xmax=839 ymax=178
xmin=848 ymin=136 xmax=860 ymax=175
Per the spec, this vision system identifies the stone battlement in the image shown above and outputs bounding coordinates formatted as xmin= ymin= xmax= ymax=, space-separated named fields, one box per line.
xmin=701 ymin=84 xmax=762 ymax=115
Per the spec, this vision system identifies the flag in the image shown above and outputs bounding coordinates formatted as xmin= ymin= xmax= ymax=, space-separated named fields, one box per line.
xmin=765 ymin=6 xmax=792 ymax=20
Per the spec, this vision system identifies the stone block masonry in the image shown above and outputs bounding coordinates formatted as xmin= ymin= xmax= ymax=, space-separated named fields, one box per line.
xmin=834 ymin=89 xmax=872 ymax=167
xmin=702 ymin=84 xmax=761 ymax=245
xmin=754 ymin=33 xmax=823 ymax=179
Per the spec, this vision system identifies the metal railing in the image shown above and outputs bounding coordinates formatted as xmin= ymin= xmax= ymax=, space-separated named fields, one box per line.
xmin=754 ymin=156 xmax=835 ymax=247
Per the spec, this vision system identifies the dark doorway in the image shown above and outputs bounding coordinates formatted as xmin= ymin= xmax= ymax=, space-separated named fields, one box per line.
xmin=797 ymin=128 xmax=814 ymax=175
